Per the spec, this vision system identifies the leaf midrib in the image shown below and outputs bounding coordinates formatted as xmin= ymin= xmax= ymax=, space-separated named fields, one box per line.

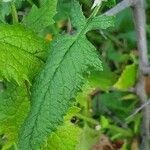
xmin=27 ymin=20 xmax=91 ymax=147
xmin=26 ymin=16 xmax=95 ymax=149
xmin=0 ymin=41 xmax=45 ymax=63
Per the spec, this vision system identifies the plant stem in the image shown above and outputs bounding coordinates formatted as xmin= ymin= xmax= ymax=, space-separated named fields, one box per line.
xmin=108 ymin=125 xmax=133 ymax=138
xmin=126 ymin=100 xmax=150 ymax=120
xmin=67 ymin=18 xmax=72 ymax=34
xmin=90 ymin=4 xmax=101 ymax=19
xmin=11 ymin=1 xmax=18 ymax=24
xmin=104 ymin=0 xmax=137 ymax=16
xmin=132 ymin=0 xmax=149 ymax=70
xmin=76 ymin=113 xmax=99 ymax=125
xmin=103 ymin=0 xmax=150 ymax=149
xmin=132 ymin=0 xmax=150 ymax=149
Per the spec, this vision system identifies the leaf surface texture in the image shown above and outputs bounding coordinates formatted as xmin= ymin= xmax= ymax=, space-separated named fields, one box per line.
xmin=23 ymin=0 xmax=57 ymax=32
xmin=0 ymin=82 xmax=30 ymax=149
xmin=19 ymin=1 xmax=114 ymax=149
xmin=0 ymin=24 xmax=47 ymax=84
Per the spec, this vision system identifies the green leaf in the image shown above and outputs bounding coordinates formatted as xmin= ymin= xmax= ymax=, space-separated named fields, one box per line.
xmin=42 ymin=106 xmax=81 ymax=150
xmin=76 ymin=81 xmax=98 ymax=109
xmin=88 ymin=60 xmax=118 ymax=90
xmin=92 ymin=91 xmax=137 ymax=121
xmin=18 ymin=1 xmax=114 ymax=149
xmin=100 ymin=117 xmax=134 ymax=140
xmin=43 ymin=123 xmax=81 ymax=150
xmin=76 ymin=124 xmax=101 ymax=150
xmin=105 ymin=0 xmax=116 ymax=7
xmin=14 ymin=0 xmax=25 ymax=6
xmin=55 ymin=0 xmax=71 ymax=20
xmin=0 ymin=82 xmax=30 ymax=149
xmin=86 ymin=15 xmax=115 ymax=32
xmin=76 ymin=62 xmax=117 ymax=107
xmin=0 ymin=2 xmax=11 ymax=23
xmin=23 ymin=0 xmax=57 ymax=33
xmin=114 ymin=8 xmax=134 ymax=32
xmin=114 ymin=64 xmax=137 ymax=90
xmin=89 ymin=71 xmax=117 ymax=90
xmin=0 ymin=0 xmax=25 ymax=21
xmin=100 ymin=115 xmax=110 ymax=129
xmin=0 ymin=24 xmax=47 ymax=84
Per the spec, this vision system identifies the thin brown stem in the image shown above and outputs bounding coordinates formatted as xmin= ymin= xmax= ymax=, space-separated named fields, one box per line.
xmin=132 ymin=0 xmax=149 ymax=71
xmin=126 ymin=100 xmax=150 ymax=120
xmin=103 ymin=0 xmax=150 ymax=149
xmin=132 ymin=1 xmax=150 ymax=149
xmin=135 ymin=74 xmax=150 ymax=150
xmin=103 ymin=0 xmax=137 ymax=16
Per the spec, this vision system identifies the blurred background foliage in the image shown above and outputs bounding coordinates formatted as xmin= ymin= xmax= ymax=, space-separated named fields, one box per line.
xmin=0 ymin=0 xmax=150 ymax=149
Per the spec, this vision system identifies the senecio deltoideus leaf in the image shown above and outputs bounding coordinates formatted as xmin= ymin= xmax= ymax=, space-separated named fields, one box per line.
xmin=0 ymin=25 xmax=47 ymax=84
xmin=18 ymin=1 xmax=114 ymax=149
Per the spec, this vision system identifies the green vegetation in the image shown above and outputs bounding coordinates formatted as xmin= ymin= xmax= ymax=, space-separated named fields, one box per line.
xmin=0 ymin=0 xmax=150 ymax=149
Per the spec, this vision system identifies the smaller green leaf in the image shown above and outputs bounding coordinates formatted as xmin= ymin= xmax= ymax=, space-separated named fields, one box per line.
xmin=114 ymin=64 xmax=137 ymax=90
xmin=0 ymin=24 xmax=47 ymax=84
xmin=0 ymin=82 xmax=30 ymax=149
xmin=92 ymin=91 xmax=137 ymax=121
xmin=86 ymin=15 xmax=115 ymax=32
xmin=114 ymin=8 xmax=134 ymax=32
xmin=0 ymin=1 xmax=11 ymax=23
xmin=76 ymin=124 xmax=101 ymax=150
xmin=87 ymin=60 xmax=118 ymax=90
xmin=43 ymin=123 xmax=81 ymax=150
xmin=55 ymin=0 xmax=71 ymax=20
xmin=100 ymin=117 xmax=134 ymax=141
xmin=100 ymin=115 xmax=110 ymax=129
xmin=64 ymin=106 xmax=81 ymax=121
xmin=23 ymin=0 xmax=57 ymax=32
xmin=89 ymin=71 xmax=117 ymax=90
xmin=76 ymin=82 xmax=95 ymax=107
xmin=121 ymin=94 xmax=137 ymax=100
xmin=42 ymin=106 xmax=81 ymax=150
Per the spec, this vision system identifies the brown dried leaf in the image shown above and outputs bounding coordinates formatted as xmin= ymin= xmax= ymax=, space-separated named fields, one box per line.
xmin=92 ymin=135 xmax=115 ymax=150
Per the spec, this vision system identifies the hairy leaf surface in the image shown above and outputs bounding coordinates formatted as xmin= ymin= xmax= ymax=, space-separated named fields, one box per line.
xmin=0 ymin=24 xmax=47 ymax=84
xmin=0 ymin=82 xmax=30 ymax=149
xmin=43 ymin=123 xmax=81 ymax=150
xmin=43 ymin=107 xmax=81 ymax=150
xmin=23 ymin=0 xmax=57 ymax=32
xmin=19 ymin=1 xmax=114 ymax=149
